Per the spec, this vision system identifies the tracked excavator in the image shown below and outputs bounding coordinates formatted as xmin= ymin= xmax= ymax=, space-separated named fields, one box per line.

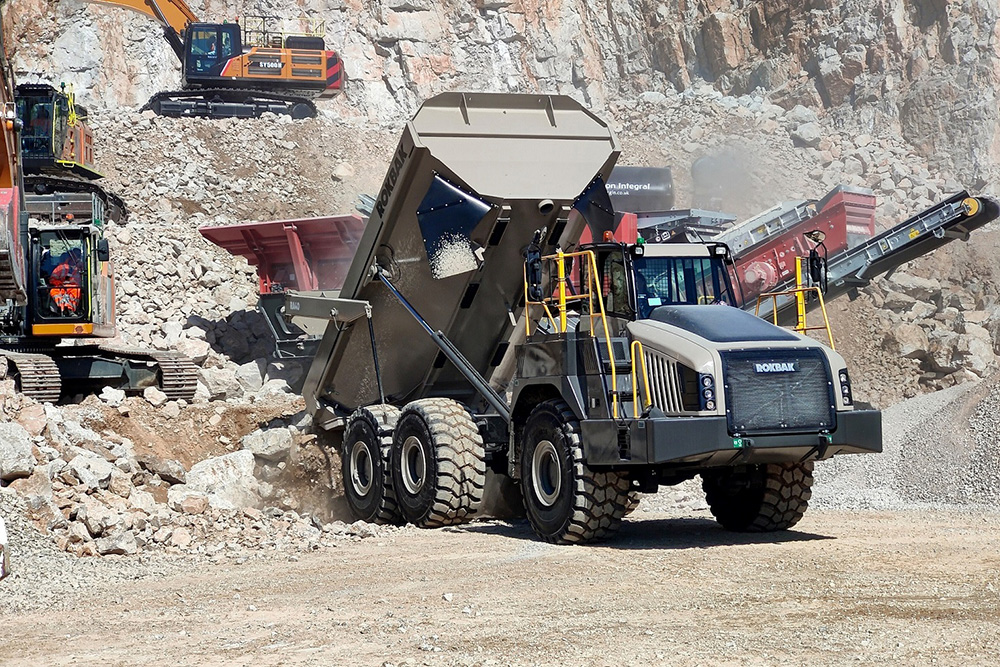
xmin=81 ymin=0 xmax=343 ymax=119
xmin=0 ymin=13 xmax=197 ymax=401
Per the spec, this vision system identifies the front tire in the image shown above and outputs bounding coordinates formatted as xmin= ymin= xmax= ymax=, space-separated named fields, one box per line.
xmin=520 ymin=399 xmax=630 ymax=544
xmin=391 ymin=398 xmax=486 ymax=528
xmin=342 ymin=405 xmax=401 ymax=524
xmin=702 ymin=462 xmax=814 ymax=532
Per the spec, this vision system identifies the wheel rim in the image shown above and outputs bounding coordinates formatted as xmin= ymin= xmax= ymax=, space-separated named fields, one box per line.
xmin=349 ymin=440 xmax=374 ymax=497
xmin=531 ymin=439 xmax=562 ymax=507
xmin=401 ymin=435 xmax=426 ymax=495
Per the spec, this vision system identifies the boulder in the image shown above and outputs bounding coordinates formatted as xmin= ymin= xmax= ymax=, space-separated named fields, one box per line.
xmin=235 ymin=360 xmax=265 ymax=393
xmin=96 ymin=531 xmax=139 ymax=556
xmin=78 ymin=498 xmax=121 ymax=537
xmin=0 ymin=422 xmax=35 ymax=481
xmin=169 ymin=527 xmax=193 ymax=549
xmin=136 ymin=454 xmax=186 ymax=484
xmin=99 ymin=387 xmax=126 ymax=407
xmin=198 ymin=367 xmax=244 ymax=401
xmin=176 ymin=337 xmax=211 ymax=365
xmin=67 ymin=454 xmax=116 ymax=492
xmin=790 ymin=122 xmax=822 ymax=148
xmin=887 ymin=273 xmax=942 ymax=303
xmin=179 ymin=450 xmax=260 ymax=510
xmin=167 ymin=487 xmax=210 ymax=514
xmin=242 ymin=428 xmax=293 ymax=462
xmin=143 ymin=386 xmax=169 ymax=407
xmin=885 ymin=323 xmax=929 ymax=360
xmin=16 ymin=404 xmax=48 ymax=436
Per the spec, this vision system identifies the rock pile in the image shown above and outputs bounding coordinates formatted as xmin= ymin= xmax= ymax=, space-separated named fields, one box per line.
xmin=0 ymin=385 xmax=390 ymax=558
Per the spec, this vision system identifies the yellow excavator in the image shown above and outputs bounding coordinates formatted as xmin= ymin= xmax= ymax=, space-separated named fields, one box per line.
xmin=82 ymin=0 xmax=343 ymax=118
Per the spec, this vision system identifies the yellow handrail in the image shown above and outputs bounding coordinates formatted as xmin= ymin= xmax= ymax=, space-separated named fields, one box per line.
xmin=523 ymin=249 xmax=619 ymax=418
xmin=630 ymin=340 xmax=651 ymax=418
xmin=754 ymin=286 xmax=836 ymax=349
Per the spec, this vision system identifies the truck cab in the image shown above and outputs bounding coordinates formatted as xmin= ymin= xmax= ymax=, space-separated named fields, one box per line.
xmin=509 ymin=237 xmax=880 ymax=538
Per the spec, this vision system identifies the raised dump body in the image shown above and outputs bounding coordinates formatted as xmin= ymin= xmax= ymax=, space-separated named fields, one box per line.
xmin=301 ymin=92 xmax=619 ymax=427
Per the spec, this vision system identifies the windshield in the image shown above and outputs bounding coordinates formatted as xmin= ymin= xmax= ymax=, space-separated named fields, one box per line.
xmin=633 ymin=255 xmax=734 ymax=318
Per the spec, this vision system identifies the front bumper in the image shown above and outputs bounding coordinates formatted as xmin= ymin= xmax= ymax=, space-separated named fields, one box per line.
xmin=579 ymin=409 xmax=882 ymax=467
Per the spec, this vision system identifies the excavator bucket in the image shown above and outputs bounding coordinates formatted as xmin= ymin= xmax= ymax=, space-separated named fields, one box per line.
xmin=300 ymin=92 xmax=620 ymax=427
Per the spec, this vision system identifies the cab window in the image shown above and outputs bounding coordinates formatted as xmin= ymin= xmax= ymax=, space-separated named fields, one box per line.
xmin=633 ymin=255 xmax=734 ymax=318
xmin=191 ymin=29 xmax=218 ymax=58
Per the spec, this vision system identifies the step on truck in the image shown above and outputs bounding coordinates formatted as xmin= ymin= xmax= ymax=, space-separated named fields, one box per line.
xmin=287 ymin=92 xmax=882 ymax=544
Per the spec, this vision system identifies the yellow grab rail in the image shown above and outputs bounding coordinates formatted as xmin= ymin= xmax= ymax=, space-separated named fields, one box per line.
xmin=753 ymin=254 xmax=836 ymax=349
xmin=524 ymin=248 xmax=619 ymax=418
xmin=630 ymin=340 xmax=651 ymax=418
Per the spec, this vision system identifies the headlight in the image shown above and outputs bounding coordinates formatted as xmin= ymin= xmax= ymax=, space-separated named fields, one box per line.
xmin=698 ymin=373 xmax=716 ymax=411
xmin=839 ymin=369 xmax=853 ymax=406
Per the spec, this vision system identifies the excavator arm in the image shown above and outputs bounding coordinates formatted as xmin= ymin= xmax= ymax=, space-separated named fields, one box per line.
xmin=82 ymin=0 xmax=199 ymax=60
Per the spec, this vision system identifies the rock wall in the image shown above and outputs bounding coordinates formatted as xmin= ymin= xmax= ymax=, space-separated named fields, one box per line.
xmin=8 ymin=0 xmax=1000 ymax=188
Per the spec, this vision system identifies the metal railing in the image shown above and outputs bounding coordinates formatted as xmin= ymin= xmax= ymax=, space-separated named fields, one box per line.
xmin=755 ymin=257 xmax=836 ymax=349
xmin=241 ymin=14 xmax=326 ymax=48
xmin=630 ymin=340 xmax=651 ymax=418
xmin=524 ymin=249 xmax=620 ymax=418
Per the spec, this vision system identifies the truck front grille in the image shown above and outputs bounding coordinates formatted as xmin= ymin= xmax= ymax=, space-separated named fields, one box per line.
xmin=721 ymin=349 xmax=835 ymax=435
xmin=642 ymin=349 xmax=699 ymax=414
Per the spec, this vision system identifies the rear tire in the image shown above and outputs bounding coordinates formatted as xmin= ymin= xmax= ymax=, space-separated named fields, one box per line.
xmin=391 ymin=398 xmax=486 ymax=528
xmin=520 ymin=399 xmax=630 ymax=544
xmin=702 ymin=462 xmax=814 ymax=532
xmin=342 ymin=405 xmax=401 ymax=524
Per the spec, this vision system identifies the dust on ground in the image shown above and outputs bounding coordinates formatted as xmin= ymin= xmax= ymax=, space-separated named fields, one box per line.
xmin=1 ymin=508 xmax=998 ymax=666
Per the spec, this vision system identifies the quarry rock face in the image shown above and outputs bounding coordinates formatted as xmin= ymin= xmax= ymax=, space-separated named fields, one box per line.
xmin=9 ymin=0 xmax=1000 ymax=187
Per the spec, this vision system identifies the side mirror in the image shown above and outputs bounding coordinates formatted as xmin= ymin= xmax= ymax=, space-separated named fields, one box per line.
xmin=808 ymin=247 xmax=828 ymax=293
xmin=96 ymin=238 xmax=110 ymax=262
xmin=525 ymin=228 xmax=545 ymax=302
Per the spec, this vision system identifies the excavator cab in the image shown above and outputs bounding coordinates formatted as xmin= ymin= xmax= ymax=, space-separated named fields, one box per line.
xmin=15 ymin=86 xmax=57 ymax=166
xmin=26 ymin=219 xmax=113 ymax=337
xmin=184 ymin=23 xmax=241 ymax=79
xmin=15 ymin=83 xmax=100 ymax=180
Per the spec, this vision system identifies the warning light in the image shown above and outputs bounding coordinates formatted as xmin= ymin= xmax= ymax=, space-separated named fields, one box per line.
xmin=602 ymin=231 xmax=615 ymax=242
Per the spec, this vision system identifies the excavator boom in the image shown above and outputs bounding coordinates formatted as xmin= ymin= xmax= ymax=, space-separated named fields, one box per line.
xmin=84 ymin=0 xmax=198 ymax=58
xmin=84 ymin=0 xmax=197 ymax=33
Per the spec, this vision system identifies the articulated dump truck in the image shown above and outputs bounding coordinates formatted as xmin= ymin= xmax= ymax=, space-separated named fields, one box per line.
xmin=289 ymin=93 xmax=882 ymax=544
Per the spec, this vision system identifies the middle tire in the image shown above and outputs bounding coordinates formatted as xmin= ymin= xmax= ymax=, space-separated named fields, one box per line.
xmin=391 ymin=398 xmax=487 ymax=528
xmin=520 ymin=399 xmax=630 ymax=544
xmin=342 ymin=404 xmax=402 ymax=524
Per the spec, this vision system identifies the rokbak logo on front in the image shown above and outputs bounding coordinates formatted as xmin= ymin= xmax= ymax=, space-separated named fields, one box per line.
xmin=754 ymin=362 xmax=797 ymax=373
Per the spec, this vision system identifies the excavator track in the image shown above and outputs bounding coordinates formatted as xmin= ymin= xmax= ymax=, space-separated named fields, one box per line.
xmin=142 ymin=88 xmax=317 ymax=120
xmin=97 ymin=343 xmax=199 ymax=401
xmin=2 ymin=351 xmax=61 ymax=403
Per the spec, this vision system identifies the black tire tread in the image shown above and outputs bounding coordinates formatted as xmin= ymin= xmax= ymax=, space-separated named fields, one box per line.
xmin=526 ymin=400 xmax=630 ymax=544
xmin=702 ymin=462 xmax=813 ymax=532
xmin=343 ymin=404 xmax=401 ymax=524
xmin=399 ymin=398 xmax=487 ymax=528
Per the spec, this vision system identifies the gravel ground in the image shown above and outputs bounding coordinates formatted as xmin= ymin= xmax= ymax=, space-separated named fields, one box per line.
xmin=2 ymin=507 xmax=999 ymax=665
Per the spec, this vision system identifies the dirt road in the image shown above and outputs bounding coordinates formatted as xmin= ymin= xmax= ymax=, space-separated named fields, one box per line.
xmin=2 ymin=508 xmax=999 ymax=666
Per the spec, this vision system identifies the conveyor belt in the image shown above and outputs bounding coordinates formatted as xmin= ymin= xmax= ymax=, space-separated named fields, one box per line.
xmin=751 ymin=192 xmax=1000 ymax=324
